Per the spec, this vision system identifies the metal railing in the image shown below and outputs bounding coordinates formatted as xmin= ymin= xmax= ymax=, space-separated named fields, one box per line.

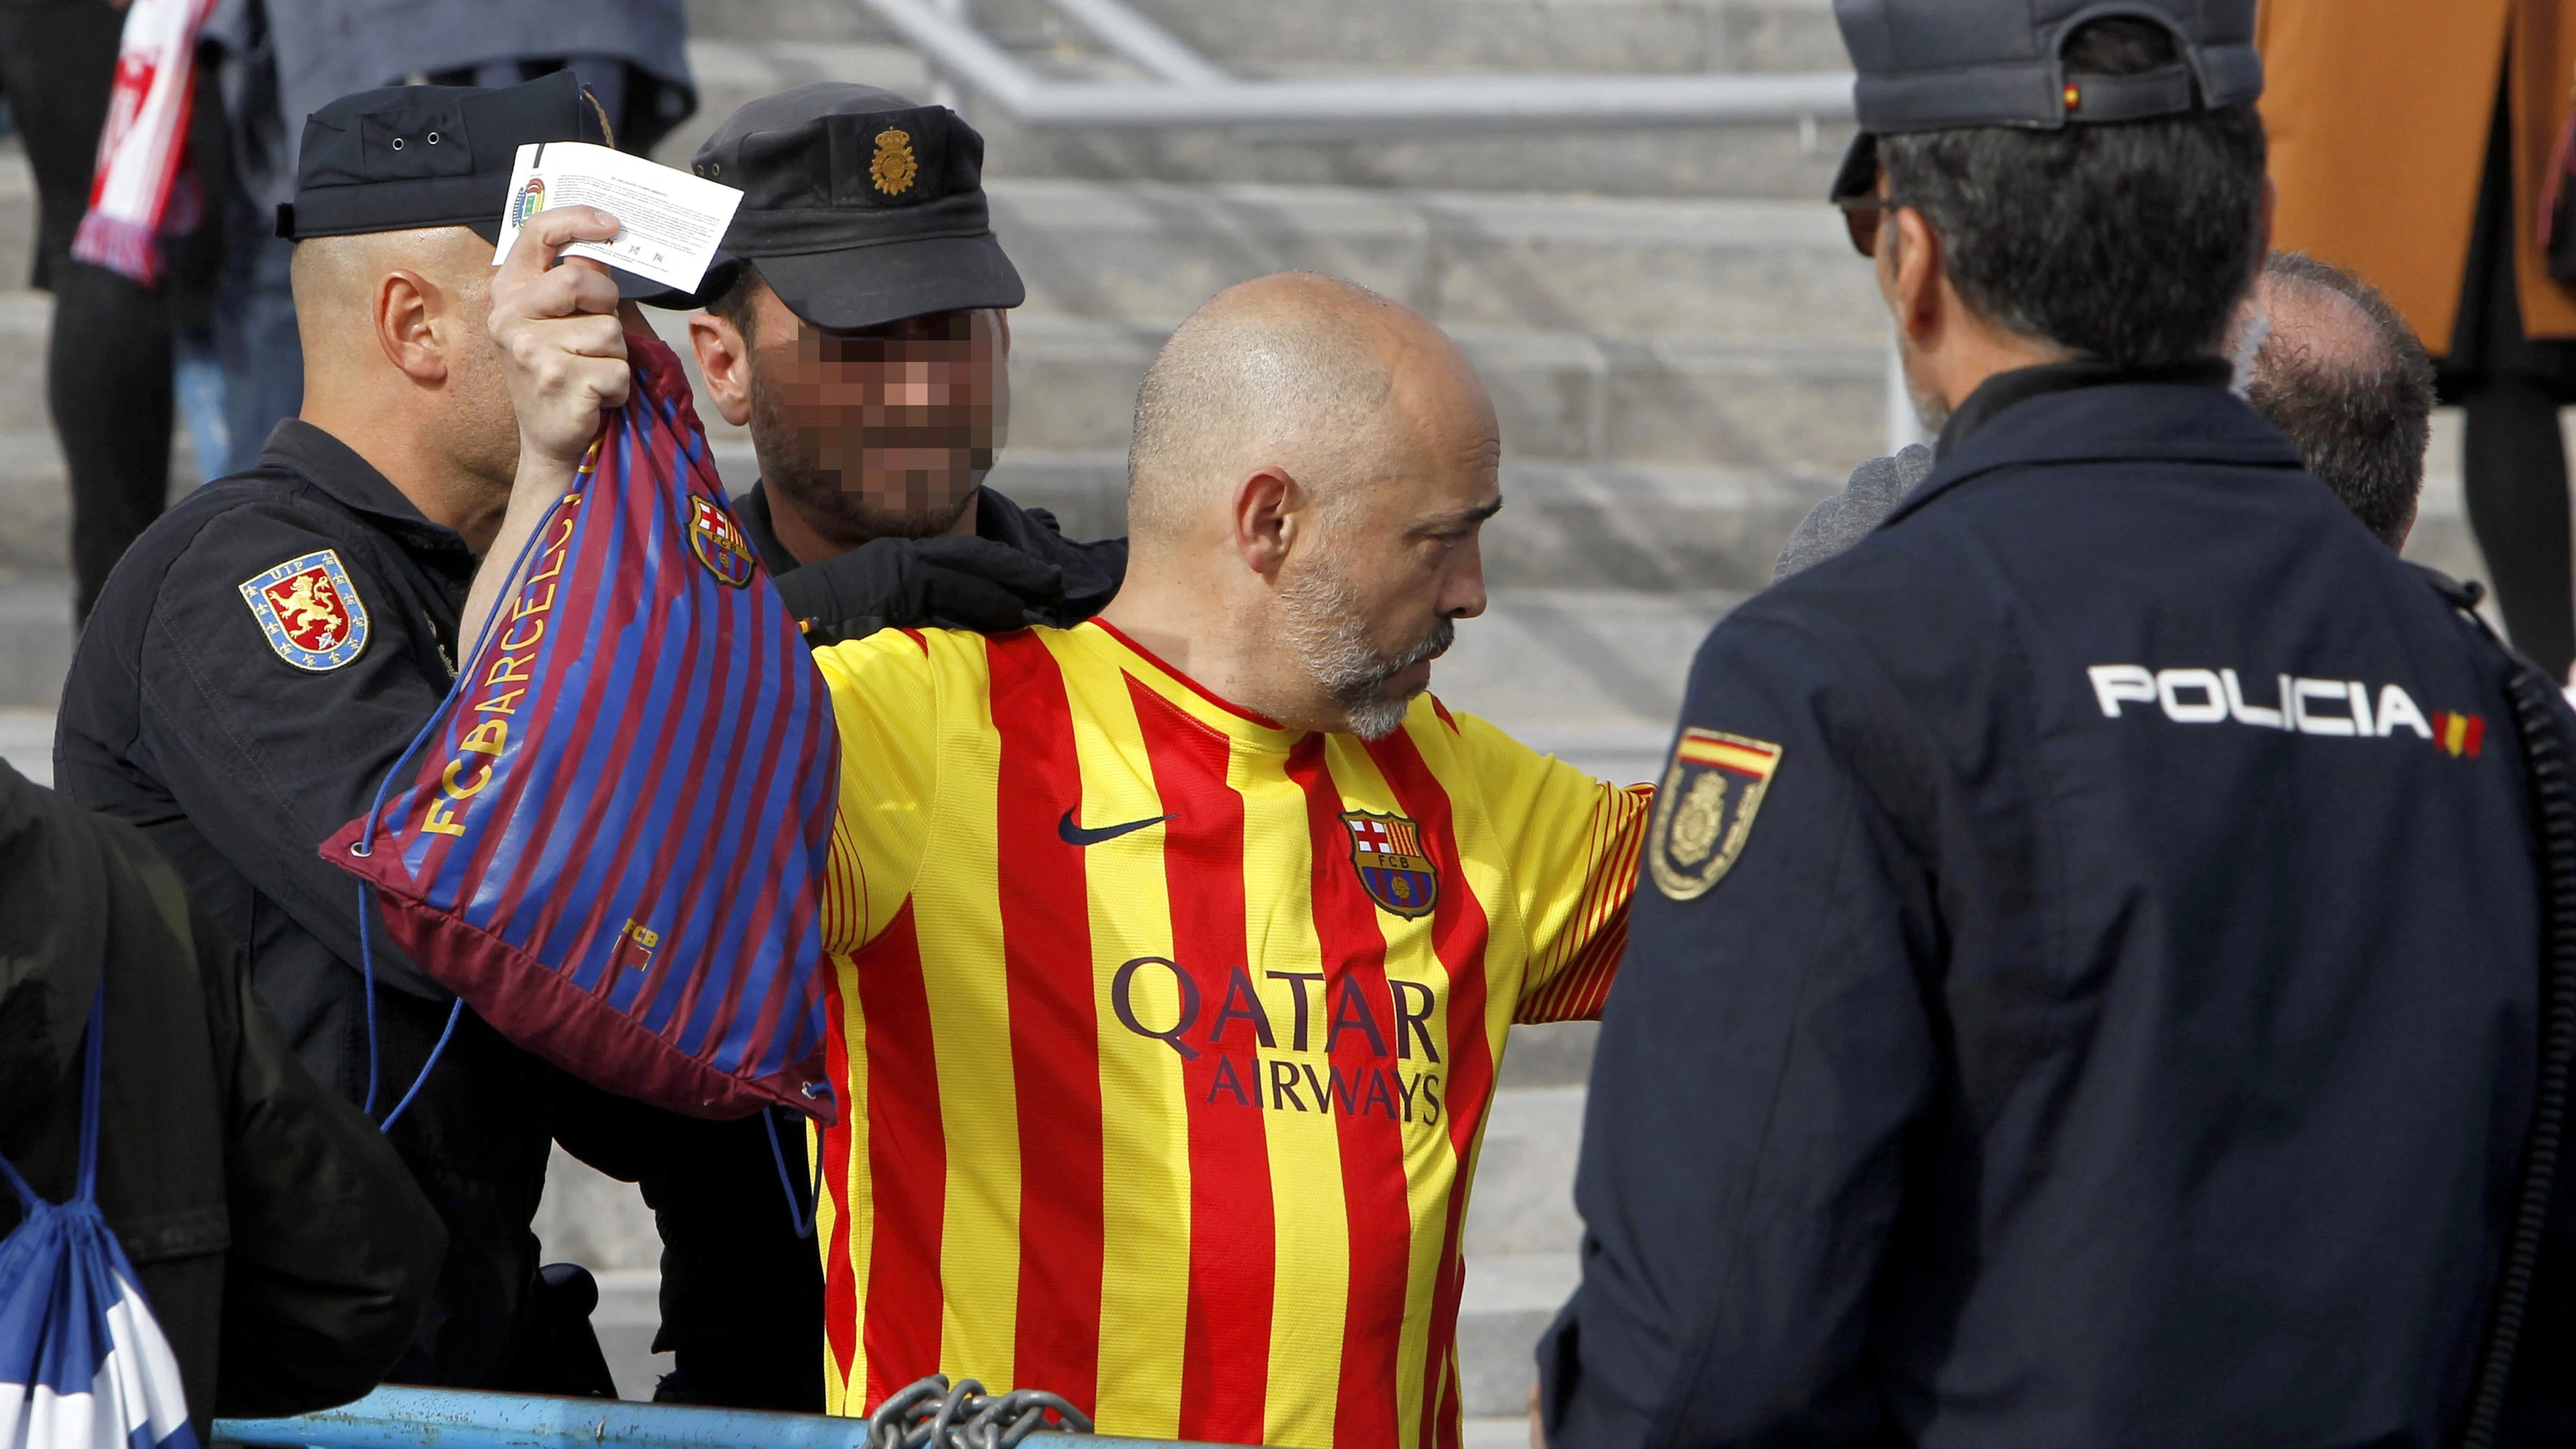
xmin=865 ymin=0 xmax=1857 ymax=139
xmin=213 ymin=1385 xmax=1215 ymax=1449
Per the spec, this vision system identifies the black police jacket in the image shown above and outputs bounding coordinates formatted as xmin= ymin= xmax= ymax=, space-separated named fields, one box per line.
xmin=56 ymin=420 xmax=480 ymax=1058
xmin=1539 ymin=365 xmax=2565 ymax=1447
xmin=0 ymin=762 xmax=444 ymax=1441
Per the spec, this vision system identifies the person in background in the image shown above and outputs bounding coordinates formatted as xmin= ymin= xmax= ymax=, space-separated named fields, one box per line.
xmin=2248 ymin=250 xmax=2440 ymax=551
xmin=2257 ymin=0 xmax=2576 ymax=679
xmin=1775 ymin=249 xmax=2440 ymax=580
xmin=198 ymin=0 xmax=697 ymax=477
xmin=0 ymin=0 xmax=225 ymax=622
xmin=1 ymin=760 xmax=446 ymax=1443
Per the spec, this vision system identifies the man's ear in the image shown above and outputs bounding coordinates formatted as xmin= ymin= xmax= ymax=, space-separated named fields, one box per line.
xmin=689 ymin=311 xmax=755 ymax=428
xmin=375 ymin=270 xmax=446 ymax=384
xmin=1230 ymin=466 xmax=1297 ymax=578
xmin=1888 ymin=207 xmax=1943 ymax=349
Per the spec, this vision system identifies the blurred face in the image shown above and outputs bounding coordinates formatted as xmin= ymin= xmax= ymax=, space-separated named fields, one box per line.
xmin=1274 ymin=351 xmax=1498 ymax=738
xmin=744 ymin=299 xmax=1010 ymax=547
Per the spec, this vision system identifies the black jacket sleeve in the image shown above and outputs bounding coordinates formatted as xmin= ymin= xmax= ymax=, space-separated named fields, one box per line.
xmin=133 ymin=502 xmax=455 ymax=998
xmin=1539 ymin=609 xmax=1940 ymax=1449
xmin=203 ymin=901 xmax=446 ymax=1415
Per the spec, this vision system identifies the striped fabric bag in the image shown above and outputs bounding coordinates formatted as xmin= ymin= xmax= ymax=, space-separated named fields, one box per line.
xmin=323 ymin=333 xmax=841 ymax=1122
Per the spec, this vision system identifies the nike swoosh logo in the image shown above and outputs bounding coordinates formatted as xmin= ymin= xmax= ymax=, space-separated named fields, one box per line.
xmin=1058 ymin=809 xmax=1171 ymax=847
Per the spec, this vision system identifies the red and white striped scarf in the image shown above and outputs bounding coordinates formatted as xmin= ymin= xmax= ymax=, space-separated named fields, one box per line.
xmin=71 ymin=0 xmax=222 ymax=285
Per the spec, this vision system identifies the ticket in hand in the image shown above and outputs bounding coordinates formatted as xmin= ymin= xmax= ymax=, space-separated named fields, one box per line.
xmin=491 ymin=141 xmax=744 ymax=294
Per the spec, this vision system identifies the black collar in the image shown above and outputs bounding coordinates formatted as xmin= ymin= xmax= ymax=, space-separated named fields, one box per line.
xmin=733 ymin=481 xmax=804 ymax=579
xmin=257 ymin=419 xmax=476 ymax=558
xmin=735 ymin=480 xmax=1015 ymax=576
xmin=1935 ymin=358 xmax=2236 ymax=459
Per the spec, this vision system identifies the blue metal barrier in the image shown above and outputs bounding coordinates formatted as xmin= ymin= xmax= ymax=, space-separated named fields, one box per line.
xmin=213 ymin=1385 xmax=1186 ymax=1449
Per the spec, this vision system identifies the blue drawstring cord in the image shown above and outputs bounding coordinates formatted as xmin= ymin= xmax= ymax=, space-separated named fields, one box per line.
xmin=762 ymin=1106 xmax=822 ymax=1239
xmin=348 ymin=493 xmax=568 ymax=1132
xmin=379 ymin=1001 xmax=464 ymax=1131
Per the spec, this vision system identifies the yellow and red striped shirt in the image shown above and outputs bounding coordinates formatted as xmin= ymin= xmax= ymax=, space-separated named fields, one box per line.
xmin=810 ymin=619 xmax=1651 ymax=1449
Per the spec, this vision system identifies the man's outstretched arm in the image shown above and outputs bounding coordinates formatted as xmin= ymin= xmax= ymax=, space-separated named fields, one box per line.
xmin=462 ymin=205 xmax=635 ymax=653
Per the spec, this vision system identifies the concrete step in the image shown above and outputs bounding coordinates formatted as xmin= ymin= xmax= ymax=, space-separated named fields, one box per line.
xmin=1 ymin=139 xmax=28 ymax=297
xmin=995 ymin=312 xmax=1884 ymax=471
xmin=0 ymin=571 xmax=72 ymax=710
xmin=682 ymin=0 xmax=1844 ymax=77
xmin=1457 ymin=1250 xmax=1578 ymax=1419
xmin=987 ymin=179 xmax=1885 ymax=345
xmin=663 ymin=37 xmax=1852 ymax=201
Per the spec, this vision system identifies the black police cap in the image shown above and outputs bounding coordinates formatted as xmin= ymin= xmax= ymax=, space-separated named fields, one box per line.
xmin=639 ymin=82 xmax=1025 ymax=333
xmin=1828 ymin=0 xmax=2262 ymax=200
xmin=278 ymin=71 xmax=608 ymax=242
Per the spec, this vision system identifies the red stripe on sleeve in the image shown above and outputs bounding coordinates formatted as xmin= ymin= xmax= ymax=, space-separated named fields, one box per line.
xmin=856 ymin=902 xmax=947 ymax=1411
xmin=989 ymin=632 xmax=1107 ymax=1411
xmin=1365 ymin=730 xmax=1500 ymax=1449
xmin=1129 ymin=681 xmax=1274 ymax=1446
xmin=1286 ymin=737 xmax=1418 ymax=1449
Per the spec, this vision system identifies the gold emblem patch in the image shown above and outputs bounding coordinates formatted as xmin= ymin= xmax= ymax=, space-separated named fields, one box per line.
xmin=870 ymin=128 xmax=918 ymax=195
xmin=1648 ymin=728 xmax=1782 ymax=900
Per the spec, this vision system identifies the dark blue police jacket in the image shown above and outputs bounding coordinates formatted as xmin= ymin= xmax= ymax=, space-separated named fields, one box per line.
xmin=1539 ymin=366 xmax=2565 ymax=1447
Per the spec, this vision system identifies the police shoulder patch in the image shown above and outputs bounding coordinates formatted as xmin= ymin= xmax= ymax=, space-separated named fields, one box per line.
xmin=1648 ymin=728 xmax=1782 ymax=901
xmin=238 ymin=549 xmax=370 ymax=671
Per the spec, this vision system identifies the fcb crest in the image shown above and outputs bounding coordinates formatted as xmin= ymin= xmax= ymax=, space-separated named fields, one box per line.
xmin=1342 ymin=810 xmax=1438 ymax=920
xmin=238 ymin=549 xmax=369 ymax=671
xmin=689 ymin=496 xmax=756 ymax=588
xmin=1648 ymin=728 xmax=1782 ymax=900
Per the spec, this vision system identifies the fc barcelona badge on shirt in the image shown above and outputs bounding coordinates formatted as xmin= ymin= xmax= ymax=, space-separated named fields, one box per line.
xmin=238 ymin=549 xmax=370 ymax=671
xmin=1649 ymin=728 xmax=1782 ymax=900
xmin=689 ymin=496 xmax=757 ymax=588
xmin=1342 ymin=810 xmax=1439 ymax=920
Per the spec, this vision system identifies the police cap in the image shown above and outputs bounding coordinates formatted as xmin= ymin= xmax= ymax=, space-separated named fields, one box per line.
xmin=641 ymin=82 xmax=1025 ymax=333
xmin=278 ymin=71 xmax=608 ymax=242
xmin=1828 ymin=0 xmax=2262 ymax=200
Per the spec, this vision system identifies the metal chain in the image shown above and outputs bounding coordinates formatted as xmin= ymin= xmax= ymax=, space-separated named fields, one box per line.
xmin=865 ymin=1374 xmax=1093 ymax=1449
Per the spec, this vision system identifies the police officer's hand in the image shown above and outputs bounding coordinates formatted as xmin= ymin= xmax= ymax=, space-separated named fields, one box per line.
xmin=489 ymin=205 xmax=631 ymax=472
xmin=776 ymin=536 xmax=1068 ymax=645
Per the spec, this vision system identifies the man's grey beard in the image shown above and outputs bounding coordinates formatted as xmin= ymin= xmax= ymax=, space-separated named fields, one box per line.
xmin=1276 ymin=561 xmax=1455 ymax=740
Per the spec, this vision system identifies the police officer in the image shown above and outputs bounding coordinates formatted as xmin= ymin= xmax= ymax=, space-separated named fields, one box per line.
xmin=663 ymin=82 xmax=1126 ymax=639
xmin=1539 ymin=3 xmax=2575 ymax=1444
xmin=53 ymin=74 xmax=620 ymax=1391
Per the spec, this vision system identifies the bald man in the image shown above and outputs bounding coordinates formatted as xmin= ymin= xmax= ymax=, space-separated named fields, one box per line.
xmin=2247 ymin=251 xmax=2439 ymax=551
xmin=53 ymin=76 xmax=619 ymax=1392
xmin=482 ymin=238 xmax=1653 ymax=1445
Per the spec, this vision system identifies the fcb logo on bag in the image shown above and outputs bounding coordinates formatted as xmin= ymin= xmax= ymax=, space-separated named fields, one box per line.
xmin=1342 ymin=810 xmax=1438 ymax=919
xmin=238 ymin=549 xmax=369 ymax=670
xmin=689 ymin=496 xmax=756 ymax=588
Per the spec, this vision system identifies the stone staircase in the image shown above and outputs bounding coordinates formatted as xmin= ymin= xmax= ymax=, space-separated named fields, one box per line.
xmin=0 ymin=0 xmax=2509 ymax=1427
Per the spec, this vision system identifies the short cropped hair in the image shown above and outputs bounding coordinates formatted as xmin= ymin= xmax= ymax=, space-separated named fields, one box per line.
xmin=703 ymin=260 xmax=766 ymax=346
xmin=1877 ymin=16 xmax=2267 ymax=367
xmin=2248 ymin=251 xmax=2437 ymax=549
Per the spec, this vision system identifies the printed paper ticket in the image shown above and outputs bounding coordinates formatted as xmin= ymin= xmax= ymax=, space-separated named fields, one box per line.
xmin=492 ymin=140 xmax=743 ymax=294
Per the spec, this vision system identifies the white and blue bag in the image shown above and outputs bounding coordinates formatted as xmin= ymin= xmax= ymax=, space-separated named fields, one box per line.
xmin=0 ymin=978 xmax=197 ymax=1449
